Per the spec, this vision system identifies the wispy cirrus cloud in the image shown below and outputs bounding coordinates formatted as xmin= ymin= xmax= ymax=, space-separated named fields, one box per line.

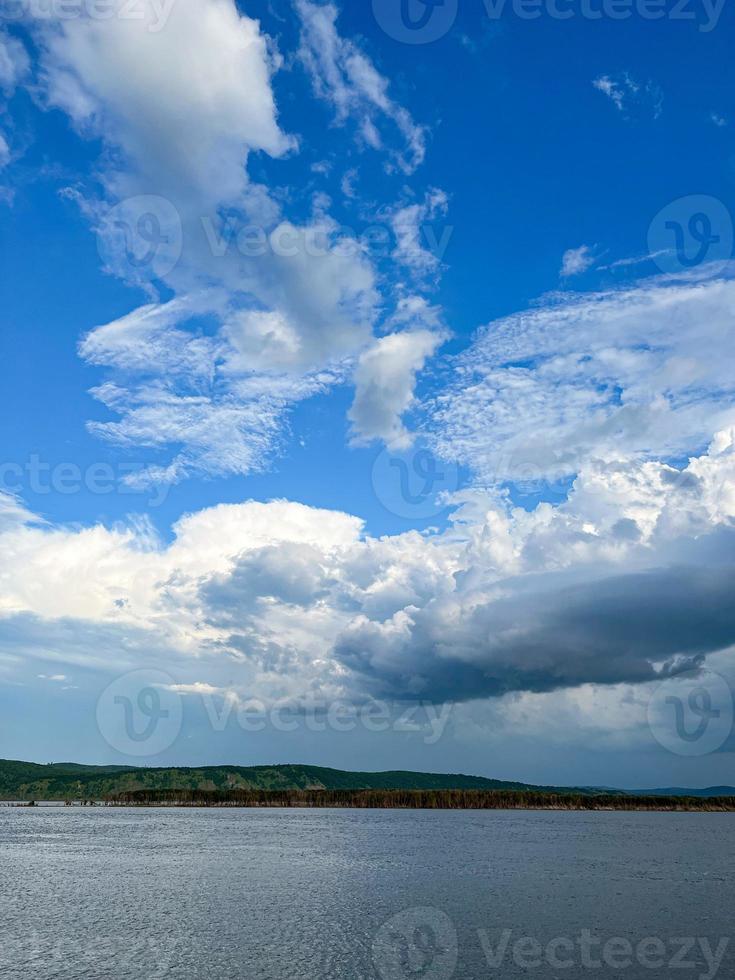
xmin=0 ymin=30 xmax=29 ymax=170
xmin=30 ymin=0 xmax=412 ymax=485
xmin=390 ymin=188 xmax=450 ymax=279
xmin=78 ymin=295 xmax=351 ymax=486
xmin=16 ymin=0 xmax=452 ymax=491
xmin=429 ymin=266 xmax=735 ymax=487
xmin=295 ymin=0 xmax=426 ymax=174
xmin=593 ymin=72 xmax=663 ymax=120
xmin=0 ymin=31 xmax=28 ymax=95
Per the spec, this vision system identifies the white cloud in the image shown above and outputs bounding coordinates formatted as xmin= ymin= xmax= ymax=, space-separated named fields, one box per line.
xmin=341 ymin=167 xmax=358 ymax=198
xmin=2 ymin=429 xmax=735 ymax=717
xmin=78 ymin=294 xmax=358 ymax=485
xmin=4 ymin=3 xmax=735 ymax=764
xmin=333 ymin=432 xmax=735 ymax=702
xmin=0 ymin=30 xmax=29 ymax=169
xmin=593 ymin=73 xmax=663 ymax=120
xmin=710 ymin=112 xmax=727 ymax=128
xmin=391 ymin=189 xmax=450 ymax=278
xmin=218 ymin=217 xmax=377 ymax=371
xmin=39 ymin=0 xmax=293 ymax=207
xmin=295 ymin=0 xmax=426 ymax=174
xmin=0 ymin=492 xmax=37 ymax=533
xmin=560 ymin=244 xmax=596 ymax=277
xmin=0 ymin=31 xmax=29 ymax=94
xmin=430 ymin=267 xmax=735 ymax=486
xmin=593 ymin=74 xmax=628 ymax=112
xmin=33 ymin=0 xmax=384 ymax=486
xmin=349 ymin=328 xmax=447 ymax=449
xmin=600 ymin=249 xmax=673 ymax=272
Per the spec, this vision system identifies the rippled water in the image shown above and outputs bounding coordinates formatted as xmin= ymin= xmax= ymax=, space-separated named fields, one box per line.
xmin=1 ymin=807 xmax=733 ymax=979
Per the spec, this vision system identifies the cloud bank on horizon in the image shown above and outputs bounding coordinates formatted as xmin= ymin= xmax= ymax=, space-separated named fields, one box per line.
xmin=1 ymin=0 xmax=734 ymax=775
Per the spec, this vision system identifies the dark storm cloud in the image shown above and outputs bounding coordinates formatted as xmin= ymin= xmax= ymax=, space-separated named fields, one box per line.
xmin=334 ymin=562 xmax=735 ymax=703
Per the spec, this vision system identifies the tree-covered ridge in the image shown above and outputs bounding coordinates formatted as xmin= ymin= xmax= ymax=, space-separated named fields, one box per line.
xmin=3 ymin=759 xmax=733 ymax=803
xmin=0 ymin=758 xmax=577 ymax=801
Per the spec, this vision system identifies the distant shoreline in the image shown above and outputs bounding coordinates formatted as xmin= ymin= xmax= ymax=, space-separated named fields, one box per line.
xmin=2 ymin=760 xmax=733 ymax=808
xmin=6 ymin=794 xmax=735 ymax=812
xmin=98 ymin=789 xmax=735 ymax=811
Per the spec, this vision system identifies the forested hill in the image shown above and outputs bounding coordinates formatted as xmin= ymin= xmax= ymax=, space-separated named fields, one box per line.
xmin=0 ymin=759 xmax=564 ymax=801
xmin=2 ymin=759 xmax=731 ymax=802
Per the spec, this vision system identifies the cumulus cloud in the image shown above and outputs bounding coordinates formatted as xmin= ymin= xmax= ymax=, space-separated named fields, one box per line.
xmin=560 ymin=244 xmax=596 ymax=277
xmin=429 ymin=267 xmax=735 ymax=487
xmin=349 ymin=328 xmax=447 ymax=449
xmin=38 ymin=0 xmax=293 ymax=206
xmin=336 ymin=550 xmax=735 ymax=701
xmin=295 ymin=0 xmax=426 ymax=173
xmin=332 ymin=428 xmax=735 ymax=699
xmin=3 ymin=428 xmax=735 ymax=709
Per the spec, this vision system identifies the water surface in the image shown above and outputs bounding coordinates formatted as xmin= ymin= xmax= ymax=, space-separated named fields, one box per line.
xmin=1 ymin=808 xmax=732 ymax=979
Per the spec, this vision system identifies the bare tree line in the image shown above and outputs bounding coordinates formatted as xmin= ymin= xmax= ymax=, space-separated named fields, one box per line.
xmin=105 ymin=789 xmax=735 ymax=811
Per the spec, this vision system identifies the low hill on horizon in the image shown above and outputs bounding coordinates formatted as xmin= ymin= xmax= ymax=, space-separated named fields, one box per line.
xmin=630 ymin=785 xmax=735 ymax=798
xmin=0 ymin=758 xmax=589 ymax=801
xmin=0 ymin=759 xmax=731 ymax=802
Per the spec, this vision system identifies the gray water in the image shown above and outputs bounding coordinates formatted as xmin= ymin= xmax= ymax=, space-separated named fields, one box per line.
xmin=1 ymin=808 xmax=733 ymax=980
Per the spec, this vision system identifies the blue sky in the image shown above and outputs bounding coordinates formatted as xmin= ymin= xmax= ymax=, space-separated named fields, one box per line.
xmin=1 ymin=0 xmax=735 ymax=787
